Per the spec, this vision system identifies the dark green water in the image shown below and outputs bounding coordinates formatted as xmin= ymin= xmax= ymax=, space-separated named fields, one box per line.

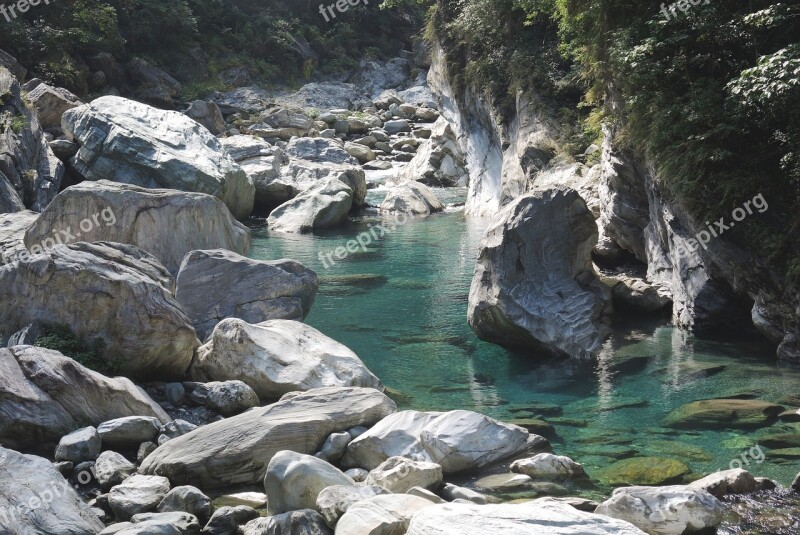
xmin=250 ymin=187 xmax=800 ymax=493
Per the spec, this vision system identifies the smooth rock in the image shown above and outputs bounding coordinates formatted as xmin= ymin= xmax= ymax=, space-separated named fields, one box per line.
xmin=189 ymin=381 xmax=260 ymax=417
xmin=316 ymin=431 xmax=351 ymax=463
xmin=157 ymin=486 xmax=212 ymax=524
xmin=55 ymin=426 xmax=102 ymax=463
xmin=364 ymin=456 xmax=443 ymax=493
xmin=95 ymin=451 xmax=137 ymax=489
xmin=186 ymin=100 xmax=226 ymax=135
xmin=664 ymin=399 xmax=784 ymax=429
xmin=242 ymin=509 xmax=331 ymax=535
xmin=687 ymin=468 xmax=757 ymax=497
xmin=264 ymin=450 xmax=354 ymax=515
xmin=379 ymin=182 xmax=444 ymax=215
xmin=316 ymin=485 xmax=389 ymax=527
xmin=510 ymin=453 xmax=586 ymax=480
xmin=201 ymin=506 xmax=259 ymax=535
xmin=267 ymin=178 xmax=353 ymax=233
xmin=97 ymin=416 xmax=161 ymax=446
xmin=335 ymin=494 xmax=435 ymax=535
xmin=596 ymin=457 xmax=691 ymax=486
xmin=108 ymin=474 xmax=171 ymax=521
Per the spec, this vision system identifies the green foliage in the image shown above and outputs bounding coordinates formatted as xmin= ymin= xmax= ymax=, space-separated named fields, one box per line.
xmin=10 ymin=115 xmax=26 ymax=134
xmin=34 ymin=325 xmax=122 ymax=376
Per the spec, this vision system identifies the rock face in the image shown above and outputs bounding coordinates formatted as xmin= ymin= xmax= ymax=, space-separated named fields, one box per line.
xmin=185 ymin=100 xmax=225 ymax=135
xmin=25 ymin=81 xmax=83 ymax=131
xmin=380 ymin=182 xmax=444 ymax=215
xmin=220 ymin=136 xmax=288 ymax=208
xmin=175 ymin=249 xmax=317 ymax=339
xmin=24 ymin=181 xmax=251 ymax=273
xmin=406 ymin=498 xmax=647 ymax=535
xmin=664 ymin=399 xmax=784 ymax=429
xmin=596 ymin=486 xmax=724 ymax=535
xmin=0 ymin=242 xmax=198 ymax=379
xmin=0 ymin=446 xmax=105 ymax=534
xmin=264 ymin=451 xmax=354 ymax=515
xmin=0 ymin=345 xmax=169 ymax=449
xmin=0 ymin=67 xmax=64 ymax=212
xmin=62 ymin=96 xmax=254 ymax=219
xmin=468 ymin=187 xmax=611 ymax=357
xmin=140 ymin=387 xmax=397 ymax=489
xmin=267 ymin=178 xmax=353 ymax=233
xmin=396 ymin=117 xmax=468 ymax=187
xmin=191 ymin=318 xmax=382 ymax=400
xmin=0 ymin=210 xmax=37 ymax=263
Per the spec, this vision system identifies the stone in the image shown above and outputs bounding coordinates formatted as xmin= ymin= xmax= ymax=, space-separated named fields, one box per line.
xmin=364 ymin=456 xmax=443 ymax=493
xmin=25 ymin=81 xmax=83 ymax=130
xmin=55 ymin=426 xmax=102 ymax=463
xmin=406 ymin=487 xmax=446 ymax=504
xmin=108 ymin=474 xmax=171 ymax=521
xmin=97 ymin=416 xmax=161 ymax=445
xmin=118 ymin=511 xmax=201 ymax=534
xmin=201 ymin=506 xmax=259 ymax=535
xmin=242 ymin=510 xmax=331 ymax=535
xmin=419 ymin=410 xmax=531 ymax=474
xmin=0 ymin=210 xmax=37 ymax=265
xmin=383 ymin=119 xmax=411 ymax=135
xmin=0 ymin=242 xmax=198 ymax=379
xmin=264 ymin=450 xmax=354 ymax=515
xmin=345 ymin=468 xmax=368 ymax=482
xmin=25 ymin=180 xmax=251 ymax=273
xmin=345 ymin=142 xmax=377 ymax=163
xmin=267 ymin=178 xmax=353 ymax=233
xmin=95 ymin=451 xmax=137 ymax=489
xmin=380 ymin=182 xmax=444 ymax=215
xmin=189 ymin=381 xmax=260 ymax=416
xmin=125 ymin=57 xmax=181 ymax=108
xmin=406 ymin=498 xmax=646 ymax=534
xmin=186 ymin=100 xmax=226 ymax=135
xmin=165 ymin=383 xmax=185 ymax=405
xmin=63 ymin=96 xmax=254 ymax=219
xmin=220 ymin=136 xmax=288 ymax=208
xmin=440 ymin=484 xmax=487 ymax=505
xmin=688 ymin=469 xmax=757 ymax=497
xmin=175 ymin=249 xmax=317 ymax=339
xmin=316 ymin=431 xmax=351 ymax=462
xmin=212 ymin=492 xmax=267 ymax=510
xmin=335 ymin=494 xmax=435 ymax=535
xmin=664 ymin=399 xmax=784 ymax=429
xmin=0 ymin=446 xmax=105 ymax=534
xmin=604 ymin=273 xmax=672 ymax=312
xmin=396 ymin=118 xmax=469 ymax=188
xmin=596 ymin=457 xmax=691 ymax=486
xmin=0 ymin=345 xmax=170 ymax=449
xmin=316 ymin=485 xmax=389 ymax=527
xmin=510 ymin=453 xmax=586 ymax=480
xmin=157 ymin=485 xmax=212 ymax=524
xmin=468 ymin=187 xmax=611 ymax=357
xmin=191 ymin=319 xmax=381 ymax=400
xmin=596 ymin=486 xmax=724 ymax=535
xmin=140 ymin=387 xmax=396 ymax=489
xmin=160 ymin=420 xmax=198 ymax=440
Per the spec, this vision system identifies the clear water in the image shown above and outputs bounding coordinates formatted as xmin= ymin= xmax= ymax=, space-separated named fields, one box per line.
xmin=249 ymin=186 xmax=800 ymax=497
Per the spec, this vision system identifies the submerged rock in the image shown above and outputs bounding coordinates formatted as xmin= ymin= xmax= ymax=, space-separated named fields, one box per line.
xmin=468 ymin=187 xmax=611 ymax=357
xmin=140 ymin=387 xmax=396 ymax=489
xmin=175 ymin=249 xmax=317 ymax=339
xmin=63 ymin=96 xmax=254 ymax=219
xmin=25 ymin=181 xmax=251 ymax=273
xmin=191 ymin=318 xmax=382 ymax=400
xmin=596 ymin=457 xmax=690 ymax=486
xmin=664 ymin=399 xmax=784 ymax=429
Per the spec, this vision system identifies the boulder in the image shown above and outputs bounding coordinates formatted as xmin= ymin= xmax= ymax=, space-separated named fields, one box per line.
xmin=364 ymin=456 xmax=443 ymax=493
xmin=201 ymin=506 xmax=259 ymax=535
xmin=595 ymin=486 xmax=724 ymax=535
xmin=97 ymin=416 xmax=161 ymax=446
xmin=189 ymin=381 xmax=260 ymax=417
xmin=0 ymin=173 xmax=25 ymax=214
xmin=139 ymin=387 xmax=397 ymax=489
xmin=24 ymin=181 xmax=250 ymax=273
xmin=510 ymin=453 xmax=585 ymax=480
xmin=316 ymin=431 xmax=352 ymax=462
xmin=25 ymin=82 xmax=83 ymax=131
xmin=95 ymin=451 xmax=137 ymax=489
xmin=664 ymin=399 xmax=784 ymax=429
xmin=396 ymin=117 xmax=468 ymax=187
xmin=420 ymin=410 xmax=531 ymax=474
xmin=277 ymin=160 xmax=367 ymax=208
xmin=191 ymin=319 xmax=382 ymax=400
xmin=55 ymin=426 xmax=102 ymax=463
xmin=157 ymin=486 xmax=212 ymax=524
xmin=114 ymin=511 xmax=201 ymax=534
xmin=220 ymin=136 xmax=288 ymax=208
xmin=379 ymin=182 xmax=444 ymax=215
xmin=62 ymin=96 xmax=254 ymax=220
xmin=0 ymin=210 xmax=38 ymax=264
xmin=341 ymin=411 xmax=442 ymax=469
xmin=261 ymin=107 xmax=315 ymax=138
xmin=175 ymin=249 xmax=317 ymax=339
xmin=267 ymin=178 xmax=353 ymax=233
xmin=264 ymin=450 xmax=354 ymax=515
xmin=345 ymin=142 xmax=377 ymax=163
xmin=687 ymin=468 xmax=757 ymax=497
xmin=336 ymin=494 xmax=435 ymax=535
xmin=596 ymin=457 xmax=690 ymax=486
xmin=0 ymin=345 xmax=169 ymax=449
xmin=316 ymin=485 xmax=389 ymax=528
xmin=603 ymin=273 xmax=672 ymax=312
xmin=0 ymin=242 xmax=198 ymax=379
xmin=383 ymin=119 xmax=411 ymax=135
xmin=468 ymin=187 xmax=611 ymax=357
xmin=406 ymin=498 xmax=646 ymax=535
xmin=242 ymin=510 xmax=331 ymax=535
xmin=125 ymin=57 xmax=181 ymax=108
xmin=0 ymin=446 xmax=105 ymax=534
xmin=185 ymin=100 xmax=226 ymax=135
xmin=108 ymin=474 xmax=171 ymax=521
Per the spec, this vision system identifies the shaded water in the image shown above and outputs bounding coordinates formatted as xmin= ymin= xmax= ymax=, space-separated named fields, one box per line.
xmin=250 ymin=187 xmax=800 ymax=519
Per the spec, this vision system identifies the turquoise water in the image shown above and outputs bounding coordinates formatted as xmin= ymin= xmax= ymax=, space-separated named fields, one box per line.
xmin=249 ymin=187 xmax=800 ymax=494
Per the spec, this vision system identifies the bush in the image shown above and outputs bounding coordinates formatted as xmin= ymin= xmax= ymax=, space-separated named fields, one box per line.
xmin=34 ymin=325 xmax=123 ymax=376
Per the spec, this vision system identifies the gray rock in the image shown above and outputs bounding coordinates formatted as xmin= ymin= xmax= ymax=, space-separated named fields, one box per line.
xmin=0 ymin=242 xmax=198 ymax=379
xmin=242 ymin=510 xmax=331 ymax=535
xmin=157 ymin=486 xmax=212 ymax=524
xmin=160 ymin=420 xmax=198 ymax=439
xmin=189 ymin=381 xmax=260 ymax=417
xmin=95 ymin=451 xmax=137 ymax=489
xmin=396 ymin=118 xmax=468 ymax=187
xmin=316 ymin=485 xmax=389 ymax=528
xmin=201 ymin=506 xmax=259 ymax=535
xmin=175 ymin=249 xmax=317 ymax=339
xmin=97 ymin=416 xmax=161 ymax=446
xmin=316 ymin=432 xmax=351 ymax=462
xmin=336 ymin=494 xmax=435 ymax=535
xmin=0 ymin=211 xmax=36 ymax=266
xmin=383 ymin=119 xmax=412 ymax=135
xmin=55 ymin=426 xmax=102 ymax=463
xmin=264 ymin=450 xmax=354 ymax=515
xmin=137 ymin=443 xmax=157 ymax=464
xmin=440 ymin=484 xmax=487 ymax=505
xmin=380 ymin=182 xmax=444 ymax=215
xmin=165 ymin=383 xmax=185 ymax=405
xmin=687 ymin=468 xmax=757 ymax=497
xmin=121 ymin=511 xmax=201 ymax=534
xmin=345 ymin=142 xmax=377 ymax=163
xmin=220 ymin=136 xmax=287 ymax=208
xmin=26 ymin=82 xmax=83 ymax=130
xmin=63 ymin=96 xmax=254 ymax=220
xmin=510 ymin=453 xmax=586 ymax=480
xmin=108 ymin=474 xmax=171 ymax=521
xmin=24 ymin=180 xmax=251 ymax=273
xmin=125 ymin=57 xmax=181 ymax=108
xmin=468 ymin=187 xmax=611 ymax=357
xmin=191 ymin=319 xmax=382 ymax=400
xmin=139 ymin=387 xmax=397 ymax=489
xmin=364 ymin=456 xmax=443 ymax=493
xmin=603 ymin=273 xmax=672 ymax=312
xmin=186 ymin=100 xmax=226 ymax=135
xmin=267 ymin=178 xmax=353 ymax=233
xmin=0 ymin=446 xmax=105 ymax=534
